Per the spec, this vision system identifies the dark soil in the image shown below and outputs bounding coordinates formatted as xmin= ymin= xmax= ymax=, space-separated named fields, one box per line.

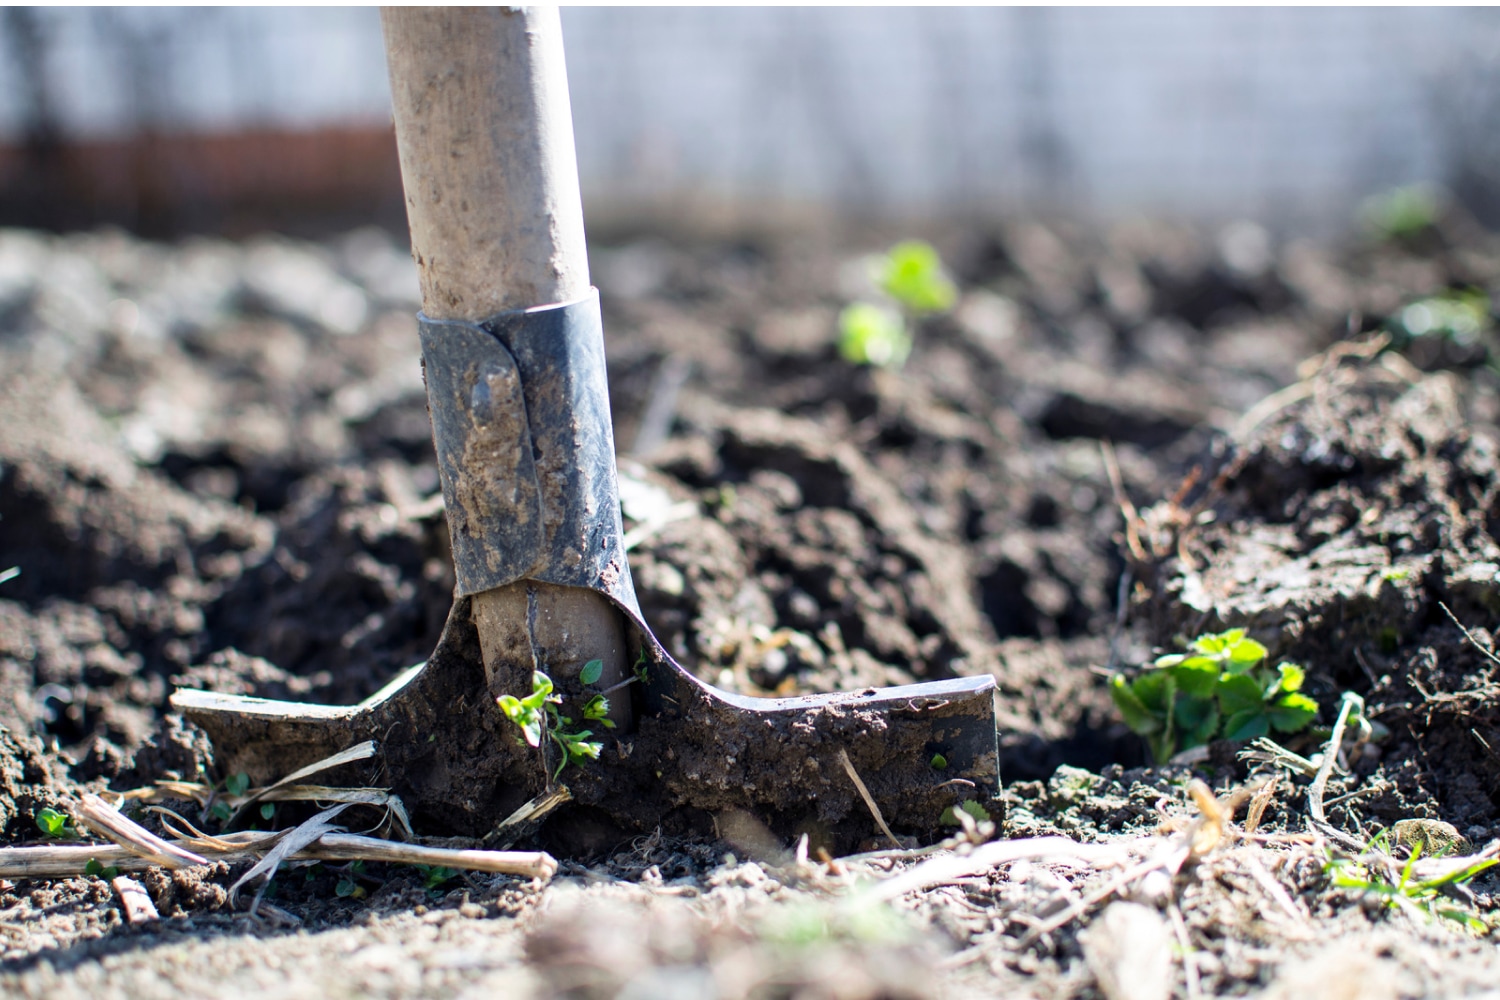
xmin=5 ymin=213 xmax=1500 ymax=995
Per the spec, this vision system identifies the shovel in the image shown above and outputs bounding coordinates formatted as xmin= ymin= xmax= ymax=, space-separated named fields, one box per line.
xmin=171 ymin=7 xmax=1000 ymax=851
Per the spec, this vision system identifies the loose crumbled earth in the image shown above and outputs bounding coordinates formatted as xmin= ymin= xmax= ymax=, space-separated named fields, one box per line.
xmin=4 ymin=214 xmax=1500 ymax=996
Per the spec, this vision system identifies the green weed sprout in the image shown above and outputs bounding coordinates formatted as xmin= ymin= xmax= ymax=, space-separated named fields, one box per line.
xmin=497 ymin=669 xmax=609 ymax=780
xmin=84 ymin=858 xmax=120 ymax=879
xmin=1389 ymin=288 xmax=1491 ymax=349
xmin=1359 ymin=184 xmax=1442 ymax=241
xmin=879 ymin=240 xmax=958 ymax=315
xmin=1326 ymin=836 xmax=1497 ymax=932
xmin=416 ymin=864 xmax=459 ymax=891
xmin=35 ymin=807 xmax=77 ymax=840
xmin=838 ymin=303 xmax=909 ymax=368
xmin=839 ymin=240 xmax=957 ymax=369
xmin=1110 ymin=628 xmax=1319 ymax=763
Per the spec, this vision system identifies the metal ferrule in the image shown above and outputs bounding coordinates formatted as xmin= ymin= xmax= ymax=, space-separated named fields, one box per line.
xmin=418 ymin=290 xmax=640 ymax=618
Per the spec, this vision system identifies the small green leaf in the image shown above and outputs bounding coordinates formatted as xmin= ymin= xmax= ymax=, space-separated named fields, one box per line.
xmin=260 ymin=803 xmax=276 ymax=821
xmin=1175 ymin=695 xmax=1220 ymax=749
xmin=1184 ymin=714 xmax=1221 ymax=750
xmin=1268 ymin=693 xmax=1319 ymax=733
xmin=1227 ymin=637 xmax=1268 ymax=666
xmin=85 ymin=858 xmax=120 ymax=879
xmin=579 ymin=659 xmax=604 ymax=686
xmin=1192 ymin=629 xmax=1243 ymax=655
xmin=1131 ymin=670 xmax=1175 ymax=715
xmin=1153 ymin=653 xmax=1186 ymax=668
xmin=879 ymin=241 xmax=957 ymax=315
xmin=839 ymin=303 xmax=911 ymax=368
xmin=930 ymin=753 xmax=948 ymax=770
xmin=960 ymin=800 xmax=989 ymax=822
xmin=1222 ymin=709 xmax=1269 ymax=742
xmin=335 ymin=875 xmax=359 ymax=898
xmin=582 ymin=694 xmax=610 ymax=720
xmin=1217 ymin=673 xmax=1264 ymax=715
xmin=225 ymin=773 xmax=250 ymax=798
xmin=521 ymin=671 xmax=554 ymax=709
xmin=1276 ymin=662 xmax=1306 ymax=694
xmin=940 ymin=800 xmax=991 ymax=825
xmin=1171 ymin=659 xmax=1220 ymax=699
xmin=36 ymin=807 xmax=68 ymax=838
xmin=210 ymin=801 xmax=232 ymax=823
xmin=1110 ymin=676 xmax=1162 ymax=735
xmin=419 ymin=864 xmax=459 ymax=890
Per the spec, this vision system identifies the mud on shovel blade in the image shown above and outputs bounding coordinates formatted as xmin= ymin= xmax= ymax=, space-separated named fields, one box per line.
xmin=170 ymin=7 xmax=1000 ymax=848
xmin=172 ymin=297 xmax=1001 ymax=842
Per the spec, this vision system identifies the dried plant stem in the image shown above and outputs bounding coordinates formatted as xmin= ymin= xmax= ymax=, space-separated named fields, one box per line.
xmin=0 ymin=831 xmax=557 ymax=881
xmin=77 ymin=794 xmax=208 ymax=869
xmin=837 ymin=750 xmax=902 ymax=850
xmin=1308 ymin=692 xmax=1361 ymax=826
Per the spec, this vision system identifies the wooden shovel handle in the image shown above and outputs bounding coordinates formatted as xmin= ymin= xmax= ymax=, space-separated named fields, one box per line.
xmin=381 ymin=6 xmax=589 ymax=320
xmin=382 ymin=7 xmax=632 ymax=730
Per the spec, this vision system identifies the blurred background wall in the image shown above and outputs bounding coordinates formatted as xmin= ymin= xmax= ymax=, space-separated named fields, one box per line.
xmin=1 ymin=6 xmax=1498 ymax=237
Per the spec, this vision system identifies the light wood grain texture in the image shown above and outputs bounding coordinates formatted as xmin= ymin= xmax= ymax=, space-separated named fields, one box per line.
xmin=381 ymin=6 xmax=589 ymax=320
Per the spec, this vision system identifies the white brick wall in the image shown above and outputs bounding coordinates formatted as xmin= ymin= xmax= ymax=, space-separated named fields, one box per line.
xmin=2 ymin=6 xmax=1496 ymax=231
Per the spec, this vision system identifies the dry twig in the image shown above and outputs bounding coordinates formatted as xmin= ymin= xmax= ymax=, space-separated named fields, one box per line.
xmin=1308 ymin=692 xmax=1361 ymax=827
xmin=77 ymin=794 xmax=208 ymax=869
xmin=837 ymin=749 xmax=902 ymax=850
xmin=0 ymin=828 xmax=558 ymax=881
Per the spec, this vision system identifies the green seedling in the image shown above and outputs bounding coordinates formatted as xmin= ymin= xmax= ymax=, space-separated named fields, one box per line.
xmin=497 ymin=670 xmax=605 ymax=780
xmin=839 ymin=240 xmax=957 ymax=370
xmin=1110 ymin=628 xmax=1319 ymax=763
xmin=1326 ymin=837 xmax=1497 ymax=932
xmin=879 ymin=240 xmax=958 ymax=315
xmin=1359 ymin=184 xmax=1442 ymax=241
xmin=84 ymin=858 xmax=120 ymax=879
xmin=1360 ymin=184 xmax=1441 ymax=241
xmin=579 ymin=658 xmax=604 ymax=686
xmin=1388 ymin=288 xmax=1491 ymax=349
xmin=416 ymin=864 xmax=459 ymax=892
xmin=210 ymin=771 xmax=253 ymax=823
xmin=632 ymin=648 xmax=650 ymax=684
xmin=35 ymin=807 xmax=77 ymax=840
xmin=839 ymin=302 xmax=910 ymax=368
xmin=940 ymin=800 xmax=991 ymax=826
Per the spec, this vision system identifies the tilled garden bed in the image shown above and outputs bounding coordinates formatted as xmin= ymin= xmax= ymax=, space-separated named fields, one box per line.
xmin=3 ymin=213 xmax=1500 ymax=997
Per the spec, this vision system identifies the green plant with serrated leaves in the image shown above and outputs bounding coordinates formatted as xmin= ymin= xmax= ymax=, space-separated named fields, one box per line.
xmin=497 ymin=668 xmax=610 ymax=781
xmin=839 ymin=240 xmax=957 ymax=370
xmin=1110 ymin=628 xmax=1319 ymax=763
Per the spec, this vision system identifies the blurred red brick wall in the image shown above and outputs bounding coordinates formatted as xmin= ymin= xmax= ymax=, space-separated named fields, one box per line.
xmin=0 ymin=125 xmax=406 ymax=236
